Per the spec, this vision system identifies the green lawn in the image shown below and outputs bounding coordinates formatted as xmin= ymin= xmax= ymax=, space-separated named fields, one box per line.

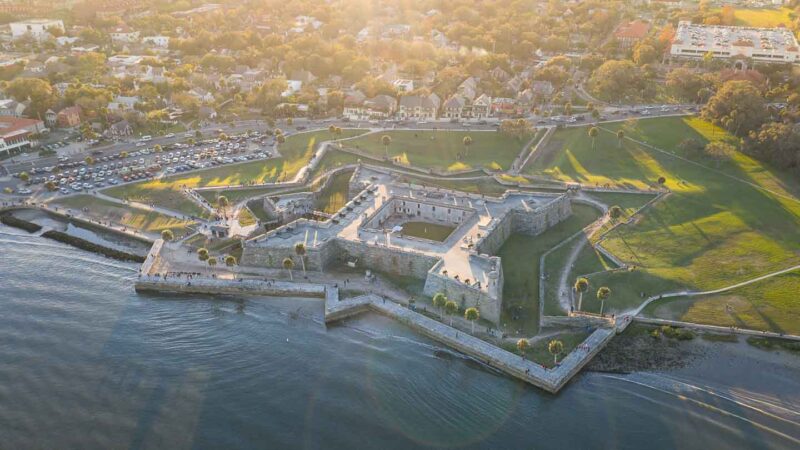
xmin=102 ymin=129 xmax=367 ymax=215
xmin=643 ymin=270 xmax=800 ymax=335
xmin=528 ymin=117 xmax=800 ymax=323
xmin=399 ymin=221 xmax=456 ymax=242
xmin=238 ymin=207 xmax=257 ymax=227
xmin=497 ymin=204 xmax=602 ymax=334
xmin=714 ymin=7 xmax=797 ymax=28
xmin=542 ymin=241 xmax=618 ymax=316
xmin=501 ymin=330 xmax=592 ymax=368
xmin=49 ymin=195 xmax=197 ymax=237
xmin=345 ymin=130 xmax=534 ymax=172
xmin=314 ymin=169 xmax=354 ymax=214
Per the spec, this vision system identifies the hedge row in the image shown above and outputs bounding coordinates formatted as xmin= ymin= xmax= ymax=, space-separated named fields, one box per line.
xmin=0 ymin=213 xmax=42 ymax=233
xmin=41 ymin=230 xmax=145 ymax=263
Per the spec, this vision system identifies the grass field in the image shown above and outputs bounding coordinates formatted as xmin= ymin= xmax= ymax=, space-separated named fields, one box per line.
xmin=713 ymin=7 xmax=797 ymax=28
xmin=314 ymin=169 xmax=354 ymax=214
xmin=642 ymin=269 xmax=800 ymax=335
xmin=237 ymin=207 xmax=257 ymax=227
xmin=528 ymin=116 xmax=800 ymax=324
xmin=399 ymin=221 xmax=456 ymax=242
xmin=501 ymin=330 xmax=592 ymax=368
xmin=345 ymin=129 xmax=535 ymax=172
xmin=102 ymin=129 xmax=366 ymax=215
xmin=497 ymin=204 xmax=602 ymax=334
xmin=50 ymin=195 xmax=196 ymax=236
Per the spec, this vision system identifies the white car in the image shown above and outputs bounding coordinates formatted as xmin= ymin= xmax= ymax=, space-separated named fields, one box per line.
xmin=165 ymin=133 xmax=175 ymax=138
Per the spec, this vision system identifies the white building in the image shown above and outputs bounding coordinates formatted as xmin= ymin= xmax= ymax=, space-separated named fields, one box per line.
xmin=142 ymin=35 xmax=170 ymax=48
xmin=670 ymin=21 xmax=800 ymax=64
xmin=9 ymin=19 xmax=64 ymax=40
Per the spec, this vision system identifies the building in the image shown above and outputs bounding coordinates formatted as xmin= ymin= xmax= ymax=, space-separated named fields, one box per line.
xmin=397 ymin=93 xmax=440 ymax=120
xmin=670 ymin=21 xmax=800 ymax=64
xmin=55 ymin=106 xmax=81 ymax=128
xmin=106 ymin=119 xmax=132 ymax=139
xmin=0 ymin=99 xmax=27 ymax=117
xmin=142 ymin=35 xmax=170 ymax=48
xmin=614 ymin=20 xmax=651 ymax=50
xmin=9 ymin=19 xmax=64 ymax=40
xmin=0 ymin=117 xmax=46 ymax=155
xmin=110 ymin=26 xmax=140 ymax=44
xmin=393 ymin=79 xmax=415 ymax=93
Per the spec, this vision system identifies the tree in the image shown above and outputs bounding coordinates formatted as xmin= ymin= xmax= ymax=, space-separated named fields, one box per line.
xmin=633 ymin=43 xmax=657 ymax=66
xmin=548 ymin=339 xmax=564 ymax=366
xmin=564 ymin=101 xmax=572 ymax=116
xmin=609 ymin=205 xmax=624 ymax=220
xmin=462 ymin=135 xmax=473 ymax=157
xmin=588 ymin=127 xmax=599 ymax=150
xmin=432 ymin=292 xmax=447 ymax=319
xmin=207 ymin=256 xmax=217 ymax=272
xmin=224 ymin=255 xmax=237 ymax=270
xmin=328 ymin=125 xmax=336 ymax=136
xmin=616 ymin=130 xmax=625 ymax=149
xmin=381 ymin=135 xmax=392 ymax=159
xmin=666 ymin=68 xmax=708 ymax=102
xmin=283 ymin=257 xmax=294 ymax=280
xmin=161 ymin=229 xmax=174 ymax=242
xmin=5 ymin=78 xmax=56 ymax=118
xmin=516 ymin=338 xmax=529 ymax=359
xmin=197 ymin=248 xmax=209 ymax=270
xmin=19 ymin=171 xmax=29 ymax=182
xmin=743 ymin=122 xmax=800 ymax=170
xmin=657 ymin=176 xmax=666 ymax=186
xmin=276 ymin=133 xmax=285 ymax=145
xmin=464 ymin=307 xmax=479 ymax=334
xmin=153 ymin=144 xmax=163 ymax=153
xmin=216 ymin=196 xmax=229 ymax=216
xmin=704 ymin=142 xmax=734 ymax=167
xmin=597 ymin=287 xmax=611 ymax=316
xmin=588 ymin=60 xmax=647 ymax=102
xmin=444 ymin=300 xmax=458 ymax=326
xmin=85 ymin=156 xmax=95 ymax=165
xmin=702 ymin=80 xmax=767 ymax=137
xmin=574 ymin=277 xmax=589 ymax=310
xmin=294 ymin=242 xmax=307 ymax=275
xmin=45 ymin=180 xmax=57 ymax=191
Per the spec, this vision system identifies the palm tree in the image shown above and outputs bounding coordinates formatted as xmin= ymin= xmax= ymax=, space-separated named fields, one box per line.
xmin=294 ymin=242 xmax=307 ymax=275
xmin=153 ymin=144 xmax=163 ymax=153
xmin=120 ymin=151 xmax=128 ymax=159
xmin=207 ymin=256 xmax=217 ymax=272
xmin=328 ymin=125 xmax=336 ymax=136
xmin=548 ymin=339 xmax=564 ymax=366
xmin=161 ymin=229 xmax=174 ymax=242
xmin=276 ymin=133 xmax=285 ymax=145
xmin=381 ymin=135 xmax=392 ymax=159
xmin=462 ymin=135 xmax=473 ymax=157
xmin=19 ymin=171 xmax=29 ymax=182
xmin=444 ymin=300 xmax=457 ymax=326
xmin=574 ymin=277 xmax=589 ymax=310
xmin=197 ymin=248 xmax=209 ymax=272
xmin=219 ymin=132 xmax=228 ymax=141
xmin=564 ymin=101 xmax=572 ymax=116
xmin=517 ymin=338 xmax=530 ymax=360
xmin=588 ymin=127 xmax=599 ymax=150
xmin=464 ymin=307 xmax=479 ymax=334
xmin=85 ymin=156 xmax=95 ymax=165
xmin=616 ymin=130 xmax=625 ymax=148
xmin=609 ymin=205 xmax=623 ymax=221
xmin=45 ymin=180 xmax=57 ymax=191
xmin=224 ymin=255 xmax=237 ymax=273
xmin=657 ymin=176 xmax=666 ymax=186
xmin=283 ymin=257 xmax=294 ymax=280
xmin=597 ymin=286 xmax=611 ymax=316
xmin=286 ymin=117 xmax=293 ymax=126
xmin=432 ymin=292 xmax=447 ymax=319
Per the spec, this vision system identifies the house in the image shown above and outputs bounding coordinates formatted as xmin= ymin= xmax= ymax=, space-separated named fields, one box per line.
xmin=342 ymin=91 xmax=368 ymax=120
xmin=393 ymin=79 xmax=414 ymax=93
xmin=614 ymin=20 xmax=651 ymax=50
xmin=9 ymin=19 xmax=64 ymax=40
xmin=362 ymin=95 xmax=397 ymax=119
xmin=397 ymin=93 xmax=440 ymax=120
xmin=106 ymin=119 xmax=132 ymax=139
xmin=110 ymin=26 xmax=140 ymax=44
xmin=442 ymin=95 xmax=467 ymax=119
xmin=0 ymin=99 xmax=27 ymax=117
xmin=490 ymin=66 xmax=511 ymax=82
xmin=55 ymin=36 xmax=80 ymax=47
xmin=56 ymin=106 xmax=81 ymax=128
xmin=472 ymin=94 xmax=492 ymax=118
xmin=531 ymin=81 xmax=555 ymax=98
xmin=282 ymin=80 xmax=303 ymax=97
xmin=108 ymin=96 xmax=140 ymax=113
xmin=45 ymin=109 xmax=57 ymax=127
xmin=491 ymin=97 xmax=516 ymax=116
xmin=188 ymin=88 xmax=215 ymax=104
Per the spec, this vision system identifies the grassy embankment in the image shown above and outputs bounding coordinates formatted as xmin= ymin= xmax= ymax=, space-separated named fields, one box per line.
xmin=527 ymin=117 xmax=800 ymax=333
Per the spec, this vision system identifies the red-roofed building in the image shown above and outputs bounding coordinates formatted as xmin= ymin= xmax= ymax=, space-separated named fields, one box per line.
xmin=614 ymin=21 xmax=651 ymax=49
xmin=56 ymin=106 xmax=82 ymax=128
xmin=0 ymin=117 xmax=46 ymax=155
